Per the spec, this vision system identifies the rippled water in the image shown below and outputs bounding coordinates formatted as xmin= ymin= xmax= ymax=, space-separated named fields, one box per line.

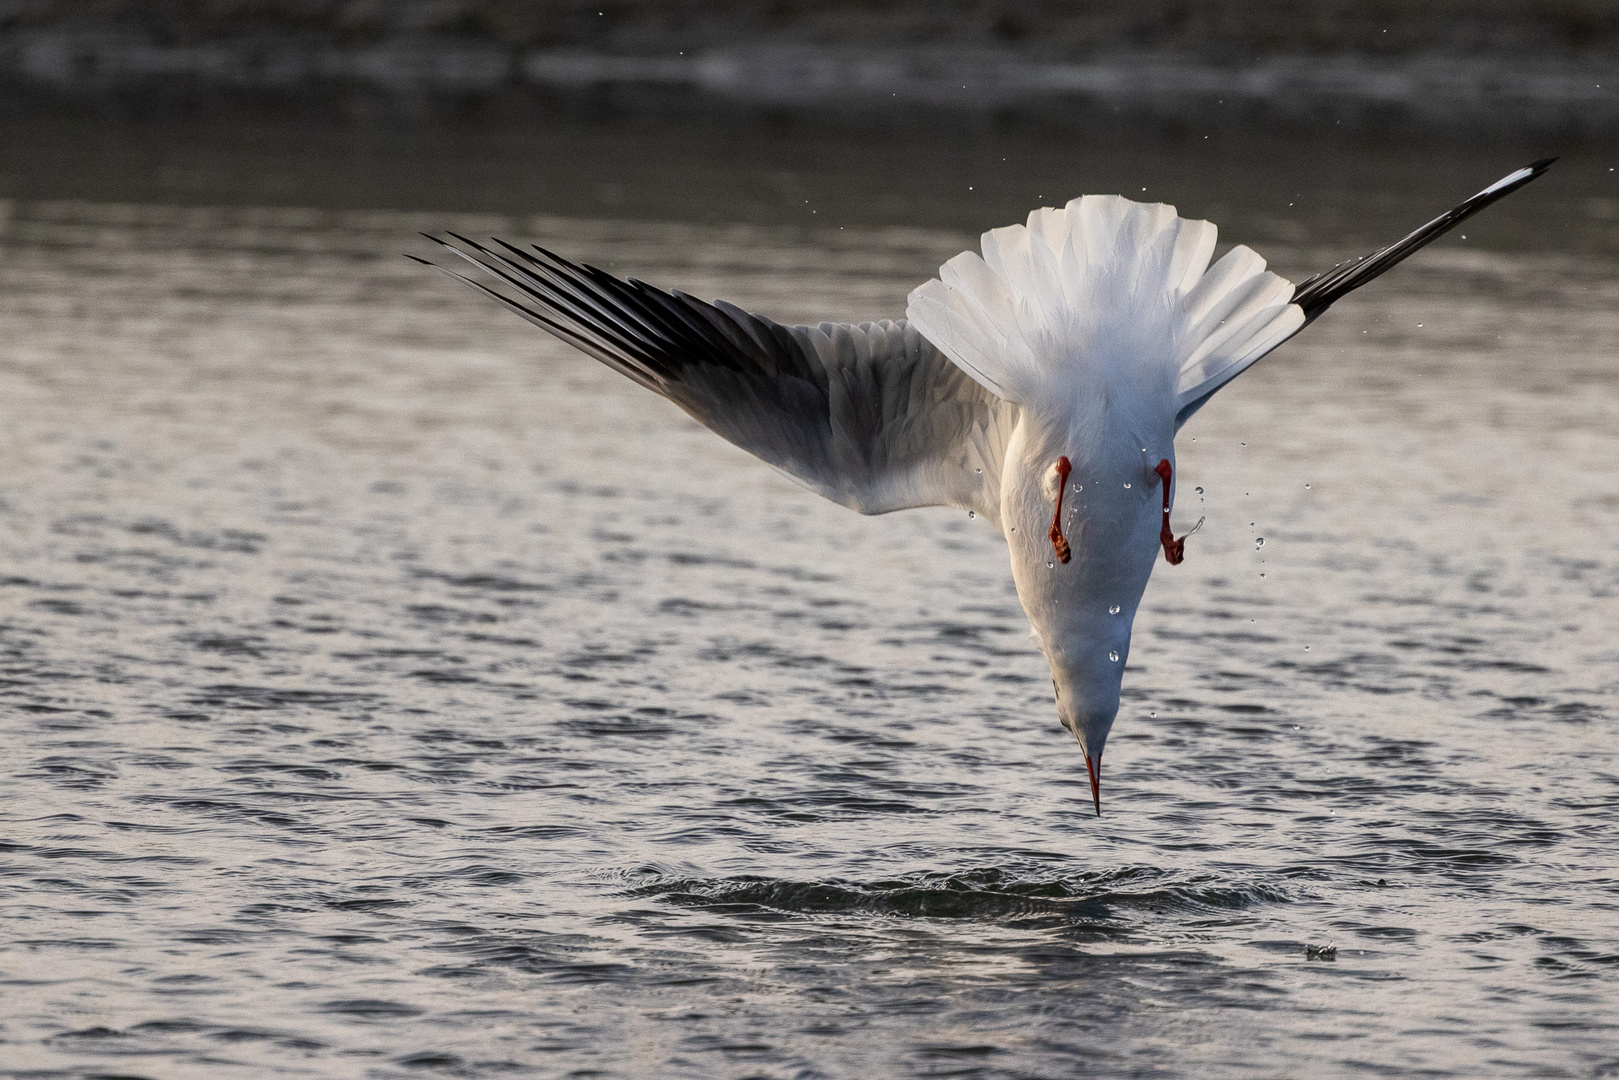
xmin=1 ymin=136 xmax=1617 ymax=1078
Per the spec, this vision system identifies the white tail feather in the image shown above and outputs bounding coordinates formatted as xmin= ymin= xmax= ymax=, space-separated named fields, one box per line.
xmin=906 ymin=195 xmax=1304 ymax=423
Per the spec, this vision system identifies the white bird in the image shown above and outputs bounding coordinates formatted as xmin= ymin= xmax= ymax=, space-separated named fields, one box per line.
xmin=416 ymin=159 xmax=1552 ymax=815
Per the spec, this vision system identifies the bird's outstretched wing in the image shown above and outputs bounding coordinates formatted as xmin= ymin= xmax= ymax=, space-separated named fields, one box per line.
xmin=1173 ymin=158 xmax=1556 ymax=426
xmin=1290 ymin=158 xmax=1557 ymax=325
xmin=415 ymin=236 xmax=1020 ymax=527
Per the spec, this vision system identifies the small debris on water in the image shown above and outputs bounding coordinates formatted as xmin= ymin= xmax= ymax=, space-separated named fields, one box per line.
xmin=1305 ymin=943 xmax=1337 ymax=961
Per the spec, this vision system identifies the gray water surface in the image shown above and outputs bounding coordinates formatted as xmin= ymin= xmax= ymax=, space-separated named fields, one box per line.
xmin=1 ymin=133 xmax=1617 ymax=1078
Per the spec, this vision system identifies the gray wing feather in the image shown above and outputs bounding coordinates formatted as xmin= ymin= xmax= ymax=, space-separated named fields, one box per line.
xmin=417 ymin=236 xmax=1017 ymax=527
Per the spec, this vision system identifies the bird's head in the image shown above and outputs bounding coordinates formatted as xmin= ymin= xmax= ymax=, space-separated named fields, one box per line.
xmin=1047 ymin=615 xmax=1132 ymax=816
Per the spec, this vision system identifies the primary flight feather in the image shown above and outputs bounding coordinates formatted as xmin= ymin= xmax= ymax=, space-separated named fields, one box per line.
xmin=416 ymin=159 xmax=1553 ymax=815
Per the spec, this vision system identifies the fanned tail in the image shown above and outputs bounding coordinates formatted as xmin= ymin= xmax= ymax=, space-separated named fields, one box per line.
xmin=906 ymin=195 xmax=1302 ymax=423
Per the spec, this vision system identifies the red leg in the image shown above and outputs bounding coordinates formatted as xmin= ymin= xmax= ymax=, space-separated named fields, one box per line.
xmin=1048 ymin=456 xmax=1072 ymax=564
xmin=1156 ymin=459 xmax=1185 ymax=565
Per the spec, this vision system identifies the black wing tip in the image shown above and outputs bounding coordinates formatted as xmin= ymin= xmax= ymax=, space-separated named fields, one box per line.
xmin=444 ymin=230 xmax=488 ymax=251
xmin=1480 ymin=157 xmax=1557 ymax=200
xmin=1454 ymin=158 xmax=1556 ymax=210
xmin=1293 ymin=158 xmax=1555 ymax=319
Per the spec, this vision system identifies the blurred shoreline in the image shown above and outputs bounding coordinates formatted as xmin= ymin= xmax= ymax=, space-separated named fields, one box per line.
xmin=1 ymin=10 xmax=1616 ymax=136
xmin=0 ymin=7 xmax=1609 ymax=253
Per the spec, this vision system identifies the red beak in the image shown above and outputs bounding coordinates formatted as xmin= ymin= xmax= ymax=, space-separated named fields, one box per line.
xmin=1084 ymin=753 xmax=1102 ymax=816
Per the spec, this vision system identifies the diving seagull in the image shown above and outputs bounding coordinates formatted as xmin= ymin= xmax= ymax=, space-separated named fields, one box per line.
xmin=415 ymin=159 xmax=1553 ymax=815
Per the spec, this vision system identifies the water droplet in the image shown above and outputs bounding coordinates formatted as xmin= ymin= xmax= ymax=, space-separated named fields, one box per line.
xmin=1304 ymin=645 xmax=1311 ymax=651
xmin=1073 ymin=483 xmax=1082 ymax=493
xmin=1109 ymin=604 xmax=1121 ymax=614
xmin=1259 ymin=572 xmax=1266 ymax=579
xmin=1123 ymin=482 xmax=1131 ymax=489
xmin=1240 ymin=442 xmax=1247 ymax=446
xmin=1150 ymin=711 xmax=1157 ymax=718
xmin=1304 ymin=483 xmax=1311 ymax=489
xmin=1194 ymin=486 xmax=1203 ymax=494
xmin=1108 ymin=651 xmax=1119 ymax=662
xmin=967 ymin=511 xmax=975 ymax=518
xmin=1255 ymin=537 xmax=1265 ymax=549
xmin=1046 ymin=560 xmax=1055 ymax=569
